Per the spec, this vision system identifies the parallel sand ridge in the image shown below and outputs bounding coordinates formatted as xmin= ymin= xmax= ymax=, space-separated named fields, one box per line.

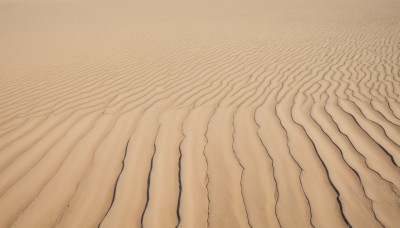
xmin=0 ymin=0 xmax=400 ymax=227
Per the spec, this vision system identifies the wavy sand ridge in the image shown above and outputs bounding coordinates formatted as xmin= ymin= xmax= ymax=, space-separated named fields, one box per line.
xmin=1 ymin=0 xmax=400 ymax=227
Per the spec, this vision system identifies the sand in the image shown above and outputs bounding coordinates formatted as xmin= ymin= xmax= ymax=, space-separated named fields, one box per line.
xmin=0 ymin=0 xmax=400 ymax=227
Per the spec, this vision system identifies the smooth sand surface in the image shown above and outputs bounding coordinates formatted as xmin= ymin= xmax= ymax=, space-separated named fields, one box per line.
xmin=1 ymin=0 xmax=400 ymax=227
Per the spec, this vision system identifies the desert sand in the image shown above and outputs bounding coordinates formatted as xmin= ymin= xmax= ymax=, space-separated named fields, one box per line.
xmin=0 ymin=0 xmax=400 ymax=227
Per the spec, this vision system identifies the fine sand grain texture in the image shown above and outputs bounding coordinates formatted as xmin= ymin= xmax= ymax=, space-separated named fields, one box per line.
xmin=1 ymin=0 xmax=400 ymax=227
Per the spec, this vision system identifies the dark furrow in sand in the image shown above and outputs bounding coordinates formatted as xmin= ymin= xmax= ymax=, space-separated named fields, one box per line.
xmin=140 ymin=126 xmax=161 ymax=228
xmin=311 ymin=105 xmax=384 ymax=227
xmin=203 ymin=107 xmax=218 ymax=228
xmin=253 ymin=115 xmax=282 ymax=228
xmin=338 ymin=102 xmax=399 ymax=168
xmin=98 ymin=138 xmax=131 ymax=228
xmin=175 ymin=140 xmax=183 ymax=228
xmin=292 ymin=117 xmax=352 ymax=228
xmin=275 ymin=104 xmax=315 ymax=228
xmin=231 ymin=109 xmax=252 ymax=228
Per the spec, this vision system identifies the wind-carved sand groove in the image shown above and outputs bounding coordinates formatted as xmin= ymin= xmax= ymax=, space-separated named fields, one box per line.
xmin=1 ymin=0 xmax=400 ymax=227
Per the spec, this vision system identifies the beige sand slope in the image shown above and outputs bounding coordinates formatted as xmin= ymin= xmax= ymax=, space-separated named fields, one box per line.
xmin=1 ymin=0 xmax=400 ymax=227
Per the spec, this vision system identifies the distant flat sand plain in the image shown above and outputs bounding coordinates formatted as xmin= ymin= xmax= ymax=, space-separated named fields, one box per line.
xmin=0 ymin=0 xmax=400 ymax=227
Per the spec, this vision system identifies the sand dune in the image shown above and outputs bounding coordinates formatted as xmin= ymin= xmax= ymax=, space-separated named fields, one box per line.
xmin=0 ymin=0 xmax=400 ymax=227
